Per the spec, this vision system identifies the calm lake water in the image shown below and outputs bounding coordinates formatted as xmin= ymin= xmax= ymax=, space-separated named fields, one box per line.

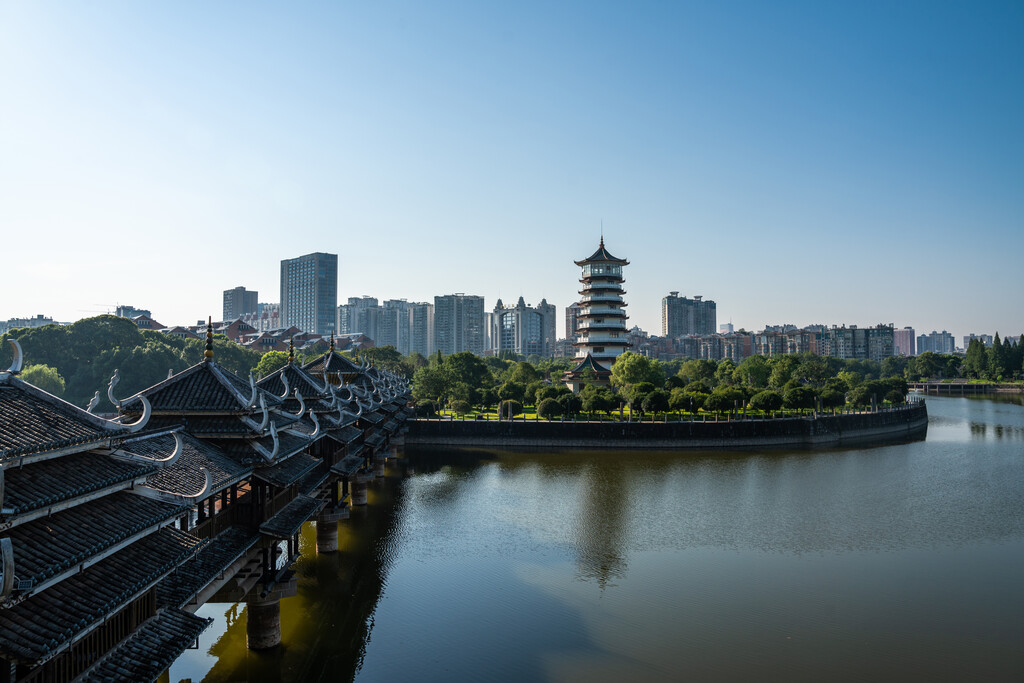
xmin=169 ymin=395 xmax=1024 ymax=682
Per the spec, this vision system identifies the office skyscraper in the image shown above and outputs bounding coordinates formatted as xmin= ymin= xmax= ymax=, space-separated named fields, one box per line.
xmin=222 ymin=286 xmax=258 ymax=322
xmin=280 ymin=252 xmax=337 ymax=335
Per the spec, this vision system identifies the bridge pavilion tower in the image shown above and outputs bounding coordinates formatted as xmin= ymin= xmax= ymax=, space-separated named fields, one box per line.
xmin=572 ymin=237 xmax=630 ymax=367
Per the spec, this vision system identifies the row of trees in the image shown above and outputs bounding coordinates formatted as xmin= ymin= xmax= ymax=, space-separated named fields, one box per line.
xmin=407 ymin=348 xmax=915 ymax=419
xmin=1 ymin=316 xmax=262 ymax=410
xmin=961 ymin=334 xmax=1024 ymax=381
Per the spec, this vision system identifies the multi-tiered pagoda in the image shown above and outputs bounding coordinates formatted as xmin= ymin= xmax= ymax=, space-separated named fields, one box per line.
xmin=564 ymin=238 xmax=629 ymax=390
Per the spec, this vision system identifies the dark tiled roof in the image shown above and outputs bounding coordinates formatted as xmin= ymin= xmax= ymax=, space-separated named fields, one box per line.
xmin=567 ymin=353 xmax=611 ymax=375
xmin=0 ymin=526 xmax=205 ymax=664
xmin=361 ymin=410 xmax=385 ymax=425
xmin=133 ymin=433 xmax=250 ymax=497
xmin=364 ymin=432 xmax=385 ymax=448
xmin=156 ymin=527 xmax=259 ymax=609
xmin=258 ymin=495 xmax=324 ymax=539
xmin=0 ymin=381 xmax=121 ymax=461
xmin=1 ymin=452 xmax=156 ymax=517
xmin=296 ymin=462 xmax=331 ymax=496
xmin=574 ymin=239 xmax=629 ymax=265
xmin=326 ymin=425 xmax=362 ymax=444
xmin=8 ymin=492 xmax=186 ymax=589
xmin=331 ymin=453 xmax=364 ymax=477
xmin=129 ymin=362 xmax=281 ymax=413
xmin=302 ymin=351 xmax=361 ymax=375
xmin=80 ymin=608 xmax=212 ymax=683
xmin=382 ymin=419 xmax=399 ymax=434
xmin=253 ymin=452 xmax=319 ymax=488
xmin=145 ymin=414 xmax=251 ymax=437
xmin=257 ymin=364 xmax=329 ymax=400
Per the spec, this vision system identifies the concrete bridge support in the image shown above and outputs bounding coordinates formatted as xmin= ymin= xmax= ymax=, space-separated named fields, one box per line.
xmin=315 ymin=514 xmax=338 ymax=554
xmin=351 ymin=473 xmax=371 ymax=506
xmin=246 ymin=596 xmax=282 ymax=650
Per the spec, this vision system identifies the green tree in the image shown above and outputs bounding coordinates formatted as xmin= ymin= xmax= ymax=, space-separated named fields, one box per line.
xmin=537 ymin=397 xmax=564 ymax=420
xmin=20 ymin=364 xmax=67 ymax=397
xmin=641 ymin=389 xmax=670 ymax=418
xmin=442 ymin=352 xmax=492 ymax=389
xmin=497 ymin=381 xmax=526 ymax=404
xmin=557 ymin=392 xmax=583 ymax=416
xmin=783 ymin=386 xmax=817 ymax=410
xmin=748 ymin=390 xmax=783 ymax=412
xmin=733 ymin=355 xmax=771 ymax=389
xmin=254 ymin=351 xmax=290 ymax=378
xmin=819 ymin=389 xmax=846 ymax=409
xmin=714 ymin=359 xmax=737 ymax=386
xmin=582 ymin=387 xmax=616 ymax=417
xmin=628 ymin=381 xmax=656 ymax=415
xmin=705 ymin=387 xmax=745 ymax=413
xmin=498 ymin=399 xmax=523 ymax=419
xmin=508 ymin=361 xmax=540 ymax=385
xmin=988 ymin=332 xmax=1010 ymax=379
xmin=677 ymin=359 xmax=717 ymax=386
xmin=610 ymin=352 xmax=663 ymax=392
xmin=412 ymin=365 xmax=450 ymax=402
xmin=768 ymin=356 xmax=799 ymax=390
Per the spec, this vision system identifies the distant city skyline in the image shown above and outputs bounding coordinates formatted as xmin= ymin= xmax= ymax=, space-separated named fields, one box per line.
xmin=2 ymin=2 xmax=1021 ymax=343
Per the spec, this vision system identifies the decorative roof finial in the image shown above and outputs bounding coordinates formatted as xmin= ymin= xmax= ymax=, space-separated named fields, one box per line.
xmin=600 ymin=220 xmax=604 ymax=249
xmin=204 ymin=316 xmax=214 ymax=361
xmin=288 ymin=337 xmax=295 ymax=364
xmin=330 ymin=333 xmax=335 ymax=354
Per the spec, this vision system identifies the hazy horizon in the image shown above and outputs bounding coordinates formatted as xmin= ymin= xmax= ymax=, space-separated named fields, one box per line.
xmin=2 ymin=2 xmax=1021 ymax=344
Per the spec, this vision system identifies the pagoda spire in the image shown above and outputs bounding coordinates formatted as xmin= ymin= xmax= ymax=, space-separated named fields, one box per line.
xmin=288 ymin=337 xmax=295 ymax=364
xmin=204 ymin=317 xmax=214 ymax=362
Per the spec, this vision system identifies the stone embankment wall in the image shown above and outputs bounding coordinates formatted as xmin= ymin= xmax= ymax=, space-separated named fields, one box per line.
xmin=406 ymin=404 xmax=928 ymax=450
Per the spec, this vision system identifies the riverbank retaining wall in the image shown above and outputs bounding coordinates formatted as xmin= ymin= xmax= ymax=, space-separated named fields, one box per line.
xmin=406 ymin=404 xmax=928 ymax=450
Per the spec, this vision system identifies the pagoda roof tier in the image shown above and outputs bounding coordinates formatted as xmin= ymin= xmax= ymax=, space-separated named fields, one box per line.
xmin=578 ymin=275 xmax=624 ymax=284
xmin=331 ymin=453 xmax=366 ymax=477
xmin=577 ymin=299 xmax=628 ymax=307
xmin=325 ymin=425 xmax=363 ymax=445
xmin=364 ymin=431 xmax=386 ymax=448
xmin=574 ymin=239 xmax=629 ymax=266
xmin=575 ymin=310 xmax=628 ymax=319
xmin=0 ymin=378 xmax=126 ymax=463
xmin=133 ymin=432 xmax=249 ymax=498
xmin=564 ymin=353 xmax=612 ymax=377
xmin=297 ymin=461 xmax=331 ymax=496
xmin=0 ymin=525 xmax=204 ymax=666
xmin=302 ymin=350 xmax=362 ymax=376
xmin=79 ymin=607 xmax=213 ymax=683
xmin=5 ymin=492 xmax=187 ymax=602
xmin=574 ymin=339 xmax=631 ymax=347
xmin=253 ymin=452 xmax=319 ymax=488
xmin=578 ymin=288 xmax=627 ymax=296
xmin=1 ymin=452 xmax=157 ymax=521
xmin=258 ymin=494 xmax=324 ymax=540
xmin=257 ymin=363 xmax=331 ymax=402
xmin=156 ymin=527 xmax=259 ymax=610
xmin=127 ymin=361 xmax=282 ymax=414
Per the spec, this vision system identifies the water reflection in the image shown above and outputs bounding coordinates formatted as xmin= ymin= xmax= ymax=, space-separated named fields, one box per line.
xmin=170 ymin=397 xmax=1024 ymax=682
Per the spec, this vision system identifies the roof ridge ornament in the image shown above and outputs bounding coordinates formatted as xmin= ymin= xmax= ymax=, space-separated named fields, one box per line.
xmin=135 ymin=466 xmax=213 ymax=503
xmin=107 ymin=368 xmax=122 ymax=409
xmin=253 ymin=423 xmax=281 ymax=462
xmin=113 ymin=431 xmax=184 ymax=467
xmin=291 ymin=389 xmax=306 ymax=419
xmin=204 ymin=317 xmax=214 ymax=362
xmin=4 ymin=338 xmax=23 ymax=375
xmin=119 ymin=396 xmax=152 ymax=433
xmin=279 ymin=373 xmax=291 ymax=399
xmin=257 ymin=393 xmax=269 ymax=432
xmin=86 ymin=391 xmax=101 ymax=414
xmin=248 ymin=372 xmax=258 ymax=407
xmin=308 ymin=410 xmax=320 ymax=439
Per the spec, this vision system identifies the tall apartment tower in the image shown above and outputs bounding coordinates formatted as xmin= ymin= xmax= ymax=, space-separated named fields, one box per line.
xmin=565 ymin=302 xmax=583 ymax=342
xmin=280 ymin=252 xmax=337 ymax=335
xmin=491 ymin=297 xmax=557 ymax=357
xmin=409 ymin=302 xmax=434 ymax=356
xmin=433 ymin=294 xmax=485 ymax=355
xmin=893 ymin=326 xmax=916 ymax=356
xmin=222 ymin=286 xmax=258 ymax=322
xmin=662 ymin=292 xmax=717 ymax=337
xmin=573 ymin=238 xmax=630 ymax=365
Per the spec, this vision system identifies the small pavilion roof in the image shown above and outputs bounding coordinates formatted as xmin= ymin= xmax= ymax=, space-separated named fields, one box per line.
xmin=574 ymin=237 xmax=629 ymax=266
xmin=131 ymin=432 xmax=250 ymax=498
xmin=156 ymin=527 xmax=259 ymax=610
xmin=567 ymin=353 xmax=611 ymax=375
xmin=258 ymin=495 xmax=324 ymax=539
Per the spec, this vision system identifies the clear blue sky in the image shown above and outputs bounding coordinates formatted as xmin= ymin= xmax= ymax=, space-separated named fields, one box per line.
xmin=2 ymin=1 xmax=1021 ymax=343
